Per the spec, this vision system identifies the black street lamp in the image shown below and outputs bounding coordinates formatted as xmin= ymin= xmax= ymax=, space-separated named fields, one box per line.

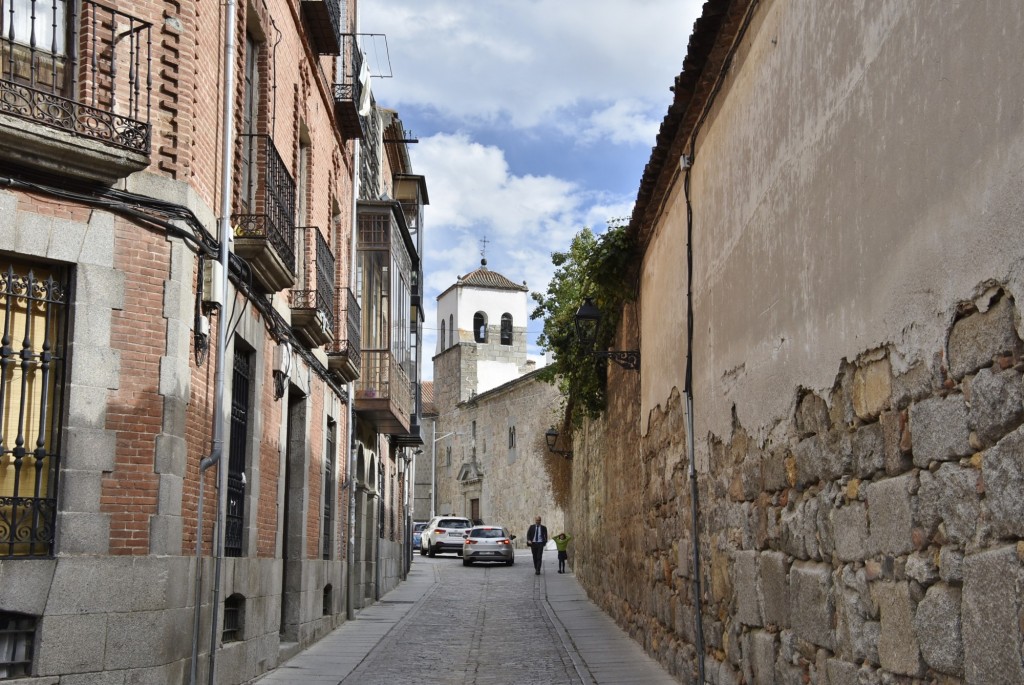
xmin=573 ymin=297 xmax=640 ymax=370
xmin=545 ymin=427 xmax=572 ymax=459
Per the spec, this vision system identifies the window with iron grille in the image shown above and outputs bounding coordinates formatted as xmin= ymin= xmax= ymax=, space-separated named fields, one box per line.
xmin=226 ymin=344 xmax=253 ymax=557
xmin=0 ymin=611 xmax=35 ymax=678
xmin=222 ymin=594 xmax=244 ymax=643
xmin=377 ymin=461 xmax=385 ymax=538
xmin=0 ymin=259 xmax=68 ymax=559
xmin=323 ymin=418 xmax=335 ymax=560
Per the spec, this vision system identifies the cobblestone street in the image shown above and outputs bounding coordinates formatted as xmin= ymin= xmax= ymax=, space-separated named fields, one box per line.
xmin=343 ymin=553 xmax=583 ymax=684
xmin=255 ymin=550 xmax=677 ymax=684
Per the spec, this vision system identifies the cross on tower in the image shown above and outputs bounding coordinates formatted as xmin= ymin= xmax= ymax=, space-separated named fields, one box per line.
xmin=479 ymin=236 xmax=490 ymax=262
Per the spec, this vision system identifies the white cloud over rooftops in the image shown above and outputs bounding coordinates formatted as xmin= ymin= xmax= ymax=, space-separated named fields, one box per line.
xmin=362 ymin=0 xmax=693 ymax=136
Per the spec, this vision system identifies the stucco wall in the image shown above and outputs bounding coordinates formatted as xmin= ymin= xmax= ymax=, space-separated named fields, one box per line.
xmin=642 ymin=0 xmax=1024 ymax=446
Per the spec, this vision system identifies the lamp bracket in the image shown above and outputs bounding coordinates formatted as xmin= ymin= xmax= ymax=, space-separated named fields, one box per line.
xmin=598 ymin=350 xmax=641 ymax=370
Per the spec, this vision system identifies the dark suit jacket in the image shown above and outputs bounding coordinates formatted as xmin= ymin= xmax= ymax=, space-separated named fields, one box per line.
xmin=526 ymin=524 xmax=548 ymax=546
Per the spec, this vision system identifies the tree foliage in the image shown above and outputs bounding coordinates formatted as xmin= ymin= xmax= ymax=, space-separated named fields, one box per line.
xmin=530 ymin=222 xmax=637 ymax=425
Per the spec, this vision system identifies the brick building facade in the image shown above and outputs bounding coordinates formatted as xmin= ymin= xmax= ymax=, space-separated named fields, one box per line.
xmin=0 ymin=0 xmax=423 ymax=682
xmin=569 ymin=1 xmax=1024 ymax=684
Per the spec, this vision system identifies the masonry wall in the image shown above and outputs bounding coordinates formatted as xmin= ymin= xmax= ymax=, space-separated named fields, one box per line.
xmin=572 ymin=1 xmax=1024 ymax=684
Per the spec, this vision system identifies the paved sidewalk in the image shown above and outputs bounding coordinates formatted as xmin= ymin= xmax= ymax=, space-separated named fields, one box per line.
xmin=253 ymin=558 xmax=678 ymax=684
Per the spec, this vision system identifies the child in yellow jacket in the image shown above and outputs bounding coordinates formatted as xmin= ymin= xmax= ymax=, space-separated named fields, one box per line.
xmin=553 ymin=533 xmax=572 ymax=573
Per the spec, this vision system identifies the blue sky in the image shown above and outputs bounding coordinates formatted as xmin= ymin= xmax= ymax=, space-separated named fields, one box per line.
xmin=359 ymin=0 xmax=704 ymax=378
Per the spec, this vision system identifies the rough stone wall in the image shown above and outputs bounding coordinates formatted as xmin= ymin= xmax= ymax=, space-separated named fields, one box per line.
xmin=576 ymin=290 xmax=1024 ymax=684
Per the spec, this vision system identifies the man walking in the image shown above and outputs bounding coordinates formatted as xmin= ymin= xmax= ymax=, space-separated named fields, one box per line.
xmin=526 ymin=516 xmax=548 ymax=575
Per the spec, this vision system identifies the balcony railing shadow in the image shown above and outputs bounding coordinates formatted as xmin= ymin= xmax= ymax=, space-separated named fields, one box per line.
xmin=290 ymin=226 xmax=335 ymax=348
xmin=232 ymin=133 xmax=297 ymax=293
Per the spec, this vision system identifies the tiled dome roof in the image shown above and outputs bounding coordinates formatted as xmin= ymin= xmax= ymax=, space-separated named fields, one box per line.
xmin=458 ymin=259 xmax=528 ymax=292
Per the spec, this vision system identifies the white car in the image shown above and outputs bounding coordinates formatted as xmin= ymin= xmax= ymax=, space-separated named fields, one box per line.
xmin=419 ymin=516 xmax=472 ymax=557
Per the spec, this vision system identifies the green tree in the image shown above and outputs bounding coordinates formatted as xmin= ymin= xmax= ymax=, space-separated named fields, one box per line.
xmin=530 ymin=222 xmax=637 ymax=425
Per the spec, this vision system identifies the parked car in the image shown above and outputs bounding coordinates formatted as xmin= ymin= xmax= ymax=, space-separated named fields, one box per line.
xmin=462 ymin=526 xmax=516 ymax=566
xmin=412 ymin=521 xmax=428 ymax=550
xmin=420 ymin=516 xmax=472 ymax=557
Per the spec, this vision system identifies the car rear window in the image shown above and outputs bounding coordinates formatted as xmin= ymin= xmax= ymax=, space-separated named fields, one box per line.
xmin=439 ymin=519 xmax=469 ymax=528
xmin=470 ymin=529 xmax=506 ymax=538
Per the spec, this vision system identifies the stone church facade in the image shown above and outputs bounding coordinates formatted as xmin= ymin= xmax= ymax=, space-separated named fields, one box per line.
xmin=426 ymin=263 xmax=567 ymax=545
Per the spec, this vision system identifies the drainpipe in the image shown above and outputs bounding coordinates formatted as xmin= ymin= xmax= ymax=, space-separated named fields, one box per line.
xmin=374 ymin=435 xmax=382 ymax=600
xmin=189 ymin=0 xmax=236 ymax=682
xmin=430 ymin=422 xmax=436 ymax=518
xmin=345 ymin=133 xmax=360 ymax=622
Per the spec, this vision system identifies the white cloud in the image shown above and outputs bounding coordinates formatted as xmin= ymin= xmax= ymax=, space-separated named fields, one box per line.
xmin=362 ymin=0 xmax=702 ymax=140
xmin=358 ymin=0 xmax=707 ymax=378
xmin=412 ymin=133 xmax=629 ymax=377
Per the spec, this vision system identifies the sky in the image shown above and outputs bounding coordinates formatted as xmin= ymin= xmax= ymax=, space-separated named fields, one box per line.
xmin=359 ymin=0 xmax=705 ymax=379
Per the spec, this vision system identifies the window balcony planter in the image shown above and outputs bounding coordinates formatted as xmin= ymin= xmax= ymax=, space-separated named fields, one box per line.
xmin=301 ymin=0 xmax=342 ymax=55
xmin=232 ymin=133 xmax=297 ymax=293
xmin=290 ymin=226 xmax=335 ymax=348
xmin=327 ymin=287 xmax=361 ymax=382
xmin=0 ymin=0 xmax=152 ymax=183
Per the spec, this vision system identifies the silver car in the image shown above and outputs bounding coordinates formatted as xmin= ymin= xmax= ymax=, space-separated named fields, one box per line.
xmin=462 ymin=526 xmax=517 ymax=566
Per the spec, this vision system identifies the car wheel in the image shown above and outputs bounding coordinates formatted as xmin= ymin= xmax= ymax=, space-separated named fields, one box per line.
xmin=506 ymin=558 xmax=514 ymax=566
xmin=419 ymin=546 xmax=426 ymax=556
xmin=463 ymin=558 xmax=472 ymax=566
xmin=428 ymin=544 xmax=436 ymax=558
xmin=456 ymin=550 xmax=463 ymax=557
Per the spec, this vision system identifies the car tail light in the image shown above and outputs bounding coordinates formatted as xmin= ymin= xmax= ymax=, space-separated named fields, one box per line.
xmin=501 ymin=539 xmax=512 ymax=545
xmin=465 ymin=539 xmax=477 ymax=545
xmin=435 ymin=529 xmax=446 ymax=534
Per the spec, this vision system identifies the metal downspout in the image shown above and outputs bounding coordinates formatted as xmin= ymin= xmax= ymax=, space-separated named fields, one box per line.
xmin=199 ymin=0 xmax=238 ymax=681
xmin=346 ymin=141 xmax=360 ymax=621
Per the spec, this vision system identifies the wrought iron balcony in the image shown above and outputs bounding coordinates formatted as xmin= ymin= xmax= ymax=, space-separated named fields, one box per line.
xmin=327 ymin=287 xmax=361 ymax=382
xmin=354 ymin=349 xmax=411 ymax=435
xmin=290 ymin=226 xmax=335 ymax=348
xmin=332 ymin=34 xmax=364 ymax=141
xmin=0 ymin=0 xmax=152 ymax=182
xmin=301 ymin=0 xmax=342 ymax=55
xmin=232 ymin=133 xmax=297 ymax=293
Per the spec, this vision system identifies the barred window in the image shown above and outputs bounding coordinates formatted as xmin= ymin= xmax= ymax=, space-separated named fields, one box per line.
xmin=0 ymin=259 xmax=68 ymax=558
xmin=222 ymin=594 xmax=244 ymax=643
xmin=0 ymin=611 xmax=35 ymax=678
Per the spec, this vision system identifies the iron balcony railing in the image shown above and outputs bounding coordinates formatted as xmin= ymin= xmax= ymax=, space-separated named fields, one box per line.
xmin=233 ymin=133 xmax=297 ymax=278
xmin=332 ymin=34 xmax=364 ymax=140
xmin=359 ymin=107 xmax=381 ymax=199
xmin=329 ymin=287 xmax=361 ymax=367
xmin=289 ymin=226 xmax=335 ymax=332
xmin=356 ymin=349 xmax=411 ymax=417
xmin=301 ymin=0 xmax=342 ymax=56
xmin=0 ymin=0 xmax=152 ymax=153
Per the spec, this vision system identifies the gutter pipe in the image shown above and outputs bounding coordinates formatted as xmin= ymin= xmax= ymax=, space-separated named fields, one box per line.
xmin=190 ymin=0 xmax=237 ymax=681
xmin=345 ymin=119 xmax=361 ymax=623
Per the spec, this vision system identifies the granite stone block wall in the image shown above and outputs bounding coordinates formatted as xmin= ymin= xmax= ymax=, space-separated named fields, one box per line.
xmin=572 ymin=288 xmax=1024 ymax=683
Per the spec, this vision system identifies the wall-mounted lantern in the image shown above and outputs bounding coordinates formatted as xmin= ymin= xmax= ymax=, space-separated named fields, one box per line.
xmin=545 ymin=427 xmax=573 ymax=460
xmin=573 ymin=297 xmax=640 ymax=370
